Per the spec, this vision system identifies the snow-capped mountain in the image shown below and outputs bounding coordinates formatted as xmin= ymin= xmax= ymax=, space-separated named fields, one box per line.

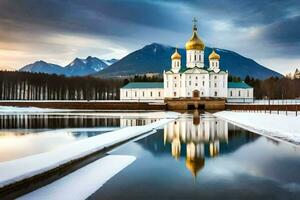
xmin=19 ymin=57 xmax=118 ymax=76
xmin=20 ymin=61 xmax=65 ymax=75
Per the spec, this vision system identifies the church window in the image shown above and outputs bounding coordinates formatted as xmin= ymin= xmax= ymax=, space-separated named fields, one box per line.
xmin=150 ymin=91 xmax=153 ymax=97
xmin=174 ymin=92 xmax=176 ymax=96
xmin=247 ymin=90 xmax=249 ymax=97
xmin=199 ymin=55 xmax=201 ymax=61
xmin=212 ymin=62 xmax=214 ymax=67
xmin=175 ymin=83 xmax=177 ymax=87
xmin=230 ymin=91 xmax=233 ymax=96
xmin=135 ymin=91 xmax=137 ymax=97
xmin=142 ymin=91 xmax=145 ymax=97
xmin=189 ymin=76 xmax=191 ymax=79
xmin=158 ymin=92 xmax=161 ymax=97
xmin=189 ymin=55 xmax=191 ymax=62
xmin=174 ymin=77 xmax=176 ymax=79
xmin=196 ymin=76 xmax=198 ymax=80
xmin=238 ymin=91 xmax=241 ymax=96
xmin=214 ymin=91 xmax=218 ymax=96
xmin=202 ymin=92 xmax=204 ymax=95
xmin=214 ymin=83 xmax=217 ymax=87
xmin=194 ymin=54 xmax=197 ymax=61
xmin=126 ymin=91 xmax=128 ymax=97
xmin=189 ymin=81 xmax=191 ymax=86
xmin=202 ymin=81 xmax=205 ymax=86
xmin=214 ymin=76 xmax=217 ymax=79
xmin=195 ymin=83 xmax=198 ymax=86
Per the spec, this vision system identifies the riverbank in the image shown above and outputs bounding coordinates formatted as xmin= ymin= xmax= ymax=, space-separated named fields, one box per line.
xmin=214 ymin=111 xmax=300 ymax=145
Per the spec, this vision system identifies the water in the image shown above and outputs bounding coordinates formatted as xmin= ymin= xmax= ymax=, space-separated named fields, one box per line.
xmin=0 ymin=111 xmax=160 ymax=162
xmin=88 ymin=112 xmax=300 ymax=199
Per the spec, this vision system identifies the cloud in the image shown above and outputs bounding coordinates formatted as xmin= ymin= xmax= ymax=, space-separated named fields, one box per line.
xmin=0 ymin=0 xmax=299 ymax=73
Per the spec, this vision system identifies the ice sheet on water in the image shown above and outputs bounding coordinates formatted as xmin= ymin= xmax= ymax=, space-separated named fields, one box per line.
xmin=18 ymin=155 xmax=135 ymax=200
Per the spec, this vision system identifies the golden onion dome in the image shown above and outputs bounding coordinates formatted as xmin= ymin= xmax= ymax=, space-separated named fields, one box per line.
xmin=171 ymin=48 xmax=181 ymax=60
xmin=185 ymin=30 xmax=205 ymax=51
xmin=209 ymin=49 xmax=220 ymax=60
xmin=185 ymin=157 xmax=205 ymax=177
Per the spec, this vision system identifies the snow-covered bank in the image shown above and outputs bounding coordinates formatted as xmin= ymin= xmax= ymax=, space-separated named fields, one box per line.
xmin=214 ymin=111 xmax=300 ymax=145
xmin=0 ymin=112 xmax=178 ymax=189
xmin=18 ymin=155 xmax=135 ymax=200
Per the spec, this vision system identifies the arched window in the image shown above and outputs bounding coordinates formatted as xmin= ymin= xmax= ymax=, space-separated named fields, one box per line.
xmin=238 ymin=91 xmax=241 ymax=96
xmin=194 ymin=54 xmax=197 ymax=61
xmin=214 ymin=91 xmax=218 ymax=96
xmin=230 ymin=91 xmax=233 ymax=96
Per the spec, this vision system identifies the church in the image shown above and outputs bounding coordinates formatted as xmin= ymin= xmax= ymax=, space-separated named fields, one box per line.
xmin=120 ymin=19 xmax=253 ymax=106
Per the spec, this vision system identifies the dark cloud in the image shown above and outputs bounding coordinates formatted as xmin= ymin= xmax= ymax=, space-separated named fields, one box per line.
xmin=0 ymin=0 xmax=299 ymax=71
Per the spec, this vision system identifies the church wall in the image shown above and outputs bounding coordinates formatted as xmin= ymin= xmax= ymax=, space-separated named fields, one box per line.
xmin=120 ymin=88 xmax=164 ymax=101
xmin=209 ymin=74 xmax=228 ymax=98
xmin=227 ymin=88 xmax=253 ymax=103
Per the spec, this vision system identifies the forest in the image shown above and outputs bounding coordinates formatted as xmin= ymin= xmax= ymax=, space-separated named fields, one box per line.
xmin=0 ymin=71 xmax=123 ymax=100
xmin=0 ymin=71 xmax=299 ymax=100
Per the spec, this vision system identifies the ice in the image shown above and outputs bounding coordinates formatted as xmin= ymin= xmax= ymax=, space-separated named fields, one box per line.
xmin=18 ymin=155 xmax=135 ymax=200
xmin=214 ymin=111 xmax=300 ymax=145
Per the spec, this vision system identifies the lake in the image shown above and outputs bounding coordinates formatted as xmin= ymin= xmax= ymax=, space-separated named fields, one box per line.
xmin=89 ymin=111 xmax=300 ymax=199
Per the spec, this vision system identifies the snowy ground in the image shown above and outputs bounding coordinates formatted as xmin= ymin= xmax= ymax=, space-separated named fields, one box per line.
xmin=0 ymin=112 xmax=178 ymax=189
xmin=18 ymin=155 xmax=135 ymax=200
xmin=214 ymin=111 xmax=300 ymax=145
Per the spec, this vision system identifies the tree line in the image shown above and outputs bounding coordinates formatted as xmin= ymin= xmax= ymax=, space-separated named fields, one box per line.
xmin=0 ymin=71 xmax=123 ymax=100
xmin=0 ymin=71 xmax=299 ymax=100
xmin=242 ymin=75 xmax=300 ymax=99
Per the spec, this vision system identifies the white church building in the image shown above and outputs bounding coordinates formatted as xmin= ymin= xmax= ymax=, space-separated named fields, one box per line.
xmin=120 ymin=20 xmax=253 ymax=103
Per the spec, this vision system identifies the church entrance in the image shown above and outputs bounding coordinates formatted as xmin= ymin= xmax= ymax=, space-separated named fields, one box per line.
xmin=193 ymin=90 xmax=200 ymax=98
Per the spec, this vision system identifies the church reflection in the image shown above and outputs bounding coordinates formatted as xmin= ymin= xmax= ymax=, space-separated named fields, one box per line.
xmin=164 ymin=111 xmax=228 ymax=177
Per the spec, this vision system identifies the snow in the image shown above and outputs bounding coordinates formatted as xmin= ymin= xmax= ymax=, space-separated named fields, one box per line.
xmin=214 ymin=111 xmax=300 ymax=145
xmin=0 ymin=112 xmax=178 ymax=188
xmin=18 ymin=155 xmax=135 ymax=200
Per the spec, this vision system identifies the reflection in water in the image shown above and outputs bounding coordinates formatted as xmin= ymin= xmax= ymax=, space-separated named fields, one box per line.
xmin=164 ymin=111 xmax=228 ymax=177
xmin=0 ymin=114 xmax=159 ymax=129
xmin=0 ymin=114 xmax=121 ymax=129
xmin=0 ymin=113 xmax=159 ymax=162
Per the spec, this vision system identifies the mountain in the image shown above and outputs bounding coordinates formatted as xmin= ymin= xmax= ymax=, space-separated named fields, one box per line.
xmin=64 ymin=56 xmax=110 ymax=76
xmin=97 ymin=43 xmax=282 ymax=79
xmin=19 ymin=57 xmax=118 ymax=76
xmin=20 ymin=61 xmax=65 ymax=75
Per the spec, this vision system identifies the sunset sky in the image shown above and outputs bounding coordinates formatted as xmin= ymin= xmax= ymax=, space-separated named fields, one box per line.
xmin=0 ymin=0 xmax=299 ymax=74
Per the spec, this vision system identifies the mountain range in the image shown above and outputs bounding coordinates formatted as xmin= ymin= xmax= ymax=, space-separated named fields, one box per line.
xmin=19 ymin=56 xmax=118 ymax=76
xmin=19 ymin=43 xmax=282 ymax=79
xmin=96 ymin=43 xmax=282 ymax=79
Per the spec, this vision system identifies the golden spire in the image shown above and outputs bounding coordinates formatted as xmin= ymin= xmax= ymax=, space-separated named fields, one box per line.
xmin=171 ymin=48 xmax=181 ymax=60
xmin=185 ymin=17 xmax=205 ymax=51
xmin=209 ymin=49 xmax=220 ymax=60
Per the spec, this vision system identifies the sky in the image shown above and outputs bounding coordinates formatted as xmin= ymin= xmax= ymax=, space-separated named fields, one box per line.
xmin=0 ymin=0 xmax=299 ymax=75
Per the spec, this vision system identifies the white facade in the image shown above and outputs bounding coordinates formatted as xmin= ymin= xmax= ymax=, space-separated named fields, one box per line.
xmin=163 ymin=22 xmax=228 ymax=99
xmin=227 ymin=88 xmax=254 ymax=103
xmin=120 ymin=83 xmax=164 ymax=101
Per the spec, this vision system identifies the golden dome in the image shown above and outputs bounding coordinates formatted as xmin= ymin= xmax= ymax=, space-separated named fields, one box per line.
xmin=185 ymin=157 xmax=205 ymax=177
xmin=185 ymin=30 xmax=205 ymax=51
xmin=209 ymin=49 xmax=220 ymax=60
xmin=171 ymin=48 xmax=181 ymax=60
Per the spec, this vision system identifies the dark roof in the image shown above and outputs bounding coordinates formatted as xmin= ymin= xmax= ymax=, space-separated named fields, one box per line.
xmin=122 ymin=82 xmax=164 ymax=89
xmin=228 ymin=82 xmax=252 ymax=89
